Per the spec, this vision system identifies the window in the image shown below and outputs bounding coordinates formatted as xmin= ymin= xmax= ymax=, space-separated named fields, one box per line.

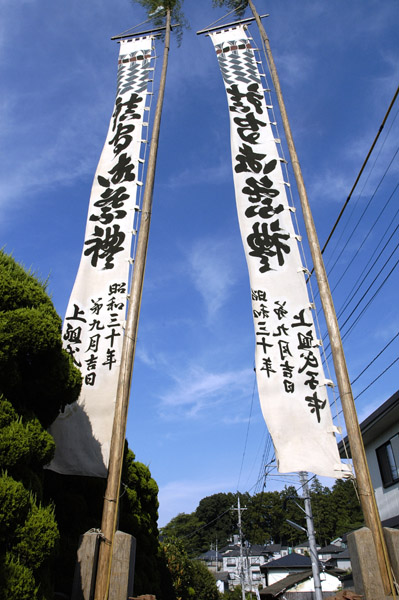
xmin=376 ymin=434 xmax=399 ymax=487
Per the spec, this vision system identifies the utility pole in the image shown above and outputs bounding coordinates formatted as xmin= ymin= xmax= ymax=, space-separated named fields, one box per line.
xmin=232 ymin=497 xmax=247 ymax=600
xmin=299 ymin=472 xmax=323 ymax=600
xmin=246 ymin=5 xmax=395 ymax=595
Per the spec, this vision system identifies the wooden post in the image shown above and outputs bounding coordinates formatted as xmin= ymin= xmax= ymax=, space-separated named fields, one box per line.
xmin=246 ymin=2 xmax=395 ymax=595
xmin=93 ymin=10 xmax=171 ymax=600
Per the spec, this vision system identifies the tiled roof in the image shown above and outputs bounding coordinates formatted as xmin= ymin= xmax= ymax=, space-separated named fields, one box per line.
xmin=261 ymin=552 xmax=312 ymax=569
xmin=318 ymin=544 xmax=343 ymax=554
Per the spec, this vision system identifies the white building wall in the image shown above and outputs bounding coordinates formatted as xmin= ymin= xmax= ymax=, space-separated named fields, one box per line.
xmin=294 ymin=573 xmax=340 ymax=592
xmin=365 ymin=423 xmax=399 ymax=522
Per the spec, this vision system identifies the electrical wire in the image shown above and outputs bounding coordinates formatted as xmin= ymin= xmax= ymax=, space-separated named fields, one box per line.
xmin=326 ymin=144 xmax=399 ymax=282
xmin=237 ymin=369 xmax=257 ymax=491
xmin=319 ymin=85 xmax=399 ymax=259
xmin=336 ymin=214 xmax=399 ymax=323
xmin=329 ymin=180 xmax=399 ymax=300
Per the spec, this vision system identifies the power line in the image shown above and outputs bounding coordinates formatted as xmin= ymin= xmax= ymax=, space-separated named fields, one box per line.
xmin=336 ymin=215 xmax=399 ymax=323
xmin=237 ymin=369 xmax=257 ymax=491
xmin=329 ymin=181 xmax=399 ymax=299
xmin=319 ymin=85 xmax=399 ymax=259
xmin=329 ymin=331 xmax=399 ymax=412
xmin=333 ymin=357 xmax=399 ymax=421
xmin=326 ymin=144 xmax=399 ymax=282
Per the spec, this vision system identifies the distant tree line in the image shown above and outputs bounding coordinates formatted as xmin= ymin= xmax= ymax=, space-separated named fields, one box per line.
xmin=161 ymin=480 xmax=364 ymax=557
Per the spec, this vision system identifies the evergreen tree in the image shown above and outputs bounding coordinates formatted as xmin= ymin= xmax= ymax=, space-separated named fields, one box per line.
xmin=190 ymin=559 xmax=220 ymax=600
xmin=44 ymin=444 xmax=161 ymax=597
xmin=0 ymin=250 xmax=81 ymax=599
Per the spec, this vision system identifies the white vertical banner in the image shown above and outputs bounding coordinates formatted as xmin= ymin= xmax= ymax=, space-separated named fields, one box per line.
xmin=210 ymin=27 xmax=350 ymax=478
xmin=48 ymin=37 xmax=154 ymax=477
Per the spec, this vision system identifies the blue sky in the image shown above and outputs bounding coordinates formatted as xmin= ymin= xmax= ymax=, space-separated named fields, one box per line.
xmin=1 ymin=0 xmax=398 ymax=527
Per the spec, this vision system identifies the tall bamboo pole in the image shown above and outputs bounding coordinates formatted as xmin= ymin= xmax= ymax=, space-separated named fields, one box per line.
xmin=246 ymin=2 xmax=395 ymax=595
xmin=94 ymin=11 xmax=171 ymax=599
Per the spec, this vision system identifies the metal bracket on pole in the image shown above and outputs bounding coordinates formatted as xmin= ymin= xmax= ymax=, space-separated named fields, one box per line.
xmin=196 ymin=15 xmax=269 ymax=36
xmin=111 ymin=23 xmax=180 ymax=41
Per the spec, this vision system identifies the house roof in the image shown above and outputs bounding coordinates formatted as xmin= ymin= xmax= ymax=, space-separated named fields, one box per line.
xmin=338 ymin=390 xmax=399 ymax=457
xmin=259 ymin=570 xmax=313 ymax=597
xmin=198 ymin=549 xmax=223 ymax=560
xmin=294 ymin=540 xmax=311 ymax=548
xmin=335 ymin=547 xmax=351 ymax=559
xmin=261 ymin=552 xmax=312 ymax=570
xmin=259 ymin=568 xmax=343 ymax=597
xmin=223 ymin=544 xmax=281 ymax=558
xmin=263 ymin=543 xmax=283 ymax=553
xmin=318 ymin=544 xmax=343 ymax=554
xmin=212 ymin=571 xmax=229 ymax=582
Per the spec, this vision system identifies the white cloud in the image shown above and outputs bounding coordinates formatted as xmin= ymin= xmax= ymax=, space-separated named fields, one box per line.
xmin=186 ymin=236 xmax=239 ymax=320
xmin=160 ymin=364 xmax=253 ymax=419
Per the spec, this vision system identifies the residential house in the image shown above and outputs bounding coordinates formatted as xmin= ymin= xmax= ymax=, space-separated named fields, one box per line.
xmin=260 ymin=553 xmax=314 ymax=586
xmin=338 ymin=390 xmax=399 ymax=528
xmin=294 ymin=540 xmax=320 ymax=556
xmin=318 ymin=544 xmax=344 ymax=563
xmin=197 ymin=549 xmax=223 ymax=572
xmin=259 ymin=569 xmax=343 ymax=598
xmin=260 ymin=554 xmax=344 ymax=597
xmin=219 ymin=543 xmax=288 ymax=592
xmin=324 ymin=546 xmax=352 ymax=572
xmin=212 ymin=570 xmax=229 ymax=594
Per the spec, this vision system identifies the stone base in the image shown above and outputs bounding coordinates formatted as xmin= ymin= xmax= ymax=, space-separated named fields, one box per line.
xmin=71 ymin=530 xmax=136 ymax=600
xmin=347 ymin=526 xmax=398 ymax=599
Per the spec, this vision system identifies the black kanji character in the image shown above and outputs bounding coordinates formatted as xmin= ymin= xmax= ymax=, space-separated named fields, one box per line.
xmin=256 ymin=337 xmax=273 ymax=354
xmin=109 ymin=282 xmax=126 ymax=295
xmin=291 ymin=308 xmax=313 ymax=328
xmin=283 ymin=379 xmax=295 ymax=393
xmin=235 ymin=143 xmax=266 ymax=174
xmin=280 ymin=360 xmax=294 ymax=378
xmin=90 ymin=298 xmax=103 ymax=315
xmin=297 ymin=330 xmax=314 ymax=350
xmin=304 ymin=370 xmax=319 ymax=390
xmin=305 ymin=392 xmax=326 ymax=423
xmin=253 ymin=303 xmax=269 ymax=319
xmin=247 ymin=220 xmax=291 ymax=273
xmin=103 ymin=348 xmax=117 ymax=370
xmin=273 ymin=324 xmax=289 ymax=337
xmin=260 ymin=357 xmax=276 ymax=377
xmin=108 ymin=152 xmax=136 ymax=184
xmin=63 ymin=323 xmax=82 ymax=344
xmin=233 ymin=112 xmax=266 ymax=144
xmin=298 ymin=350 xmax=319 ymax=374
xmin=85 ymin=372 xmax=96 ymax=386
xmin=86 ymin=334 xmax=101 ymax=353
xmin=85 ymin=353 xmax=98 ymax=371
xmin=109 ymin=123 xmax=135 ymax=155
xmin=88 ymin=319 xmax=105 ymax=331
xmin=226 ymin=82 xmax=264 ymax=114
xmin=251 ymin=289 xmax=267 ymax=302
xmin=65 ymin=344 xmax=82 ymax=367
xmin=65 ymin=304 xmax=86 ymax=323
xmin=84 ymin=225 xmax=125 ymax=269
xmin=105 ymin=328 xmax=121 ymax=348
xmin=107 ymin=296 xmax=124 ymax=311
xmin=273 ymin=301 xmax=288 ymax=321
xmin=278 ymin=339 xmax=292 ymax=361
